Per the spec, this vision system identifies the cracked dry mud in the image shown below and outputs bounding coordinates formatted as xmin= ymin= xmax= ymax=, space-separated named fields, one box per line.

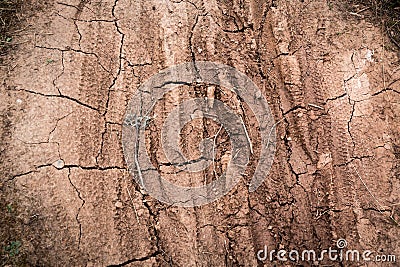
xmin=1 ymin=0 xmax=400 ymax=266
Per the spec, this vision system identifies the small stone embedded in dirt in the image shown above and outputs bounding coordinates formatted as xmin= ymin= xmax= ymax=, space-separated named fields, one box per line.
xmin=115 ymin=201 xmax=123 ymax=208
xmin=16 ymin=99 xmax=23 ymax=104
xmin=384 ymin=143 xmax=391 ymax=150
xmin=52 ymin=159 xmax=65 ymax=169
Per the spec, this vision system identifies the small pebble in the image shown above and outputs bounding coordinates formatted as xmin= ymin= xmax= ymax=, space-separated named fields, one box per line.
xmin=53 ymin=159 xmax=65 ymax=169
xmin=115 ymin=201 xmax=123 ymax=208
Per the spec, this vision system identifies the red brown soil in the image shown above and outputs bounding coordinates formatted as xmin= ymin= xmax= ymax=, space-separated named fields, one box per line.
xmin=0 ymin=0 xmax=399 ymax=266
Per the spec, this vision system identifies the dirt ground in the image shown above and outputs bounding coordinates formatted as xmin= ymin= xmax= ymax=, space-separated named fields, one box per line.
xmin=0 ymin=0 xmax=399 ymax=266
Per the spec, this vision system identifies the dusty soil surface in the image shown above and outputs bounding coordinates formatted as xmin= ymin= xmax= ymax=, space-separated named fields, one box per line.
xmin=1 ymin=0 xmax=399 ymax=266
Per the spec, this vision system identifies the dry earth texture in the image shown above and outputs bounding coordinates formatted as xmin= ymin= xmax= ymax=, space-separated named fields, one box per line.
xmin=1 ymin=0 xmax=400 ymax=266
